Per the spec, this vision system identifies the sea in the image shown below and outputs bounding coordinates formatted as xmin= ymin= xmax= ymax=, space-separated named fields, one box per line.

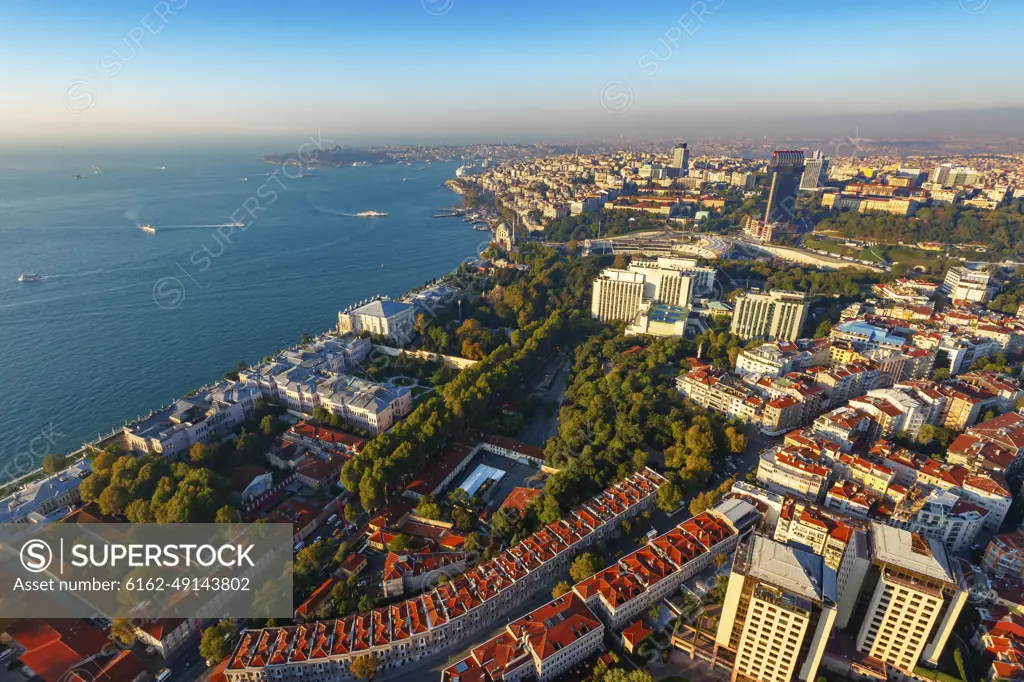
xmin=0 ymin=148 xmax=488 ymax=476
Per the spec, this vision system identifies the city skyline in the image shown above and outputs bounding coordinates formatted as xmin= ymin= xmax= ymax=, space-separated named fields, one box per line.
xmin=2 ymin=0 xmax=1023 ymax=143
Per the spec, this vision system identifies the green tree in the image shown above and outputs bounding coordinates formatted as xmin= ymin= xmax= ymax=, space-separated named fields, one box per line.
xmin=110 ymin=618 xmax=136 ymax=646
xmin=260 ymin=415 xmax=276 ymax=437
xmin=724 ymin=426 xmax=747 ymax=454
xmin=569 ymin=552 xmax=600 ymax=583
xmin=552 ymin=580 xmax=571 ymax=599
xmin=215 ymin=505 xmax=241 ymax=524
xmin=464 ymin=532 xmax=482 ymax=553
xmin=344 ymin=502 xmax=361 ymax=524
xmin=932 ymin=367 xmax=951 ymax=382
xmin=350 ymin=654 xmax=378 ymax=680
xmin=414 ymin=495 xmax=442 ymax=520
xmin=80 ymin=472 xmax=110 ymax=502
xmin=388 ymin=534 xmax=410 ymax=552
xmin=124 ymin=499 xmax=155 ymax=523
xmin=42 ymin=453 xmax=69 ymax=474
xmin=98 ymin=484 xmax=131 ymax=517
xmin=359 ymin=475 xmax=384 ymax=511
xmin=200 ymin=619 xmax=239 ymax=664
xmin=92 ymin=449 xmax=120 ymax=474
xmin=657 ymin=480 xmax=683 ymax=512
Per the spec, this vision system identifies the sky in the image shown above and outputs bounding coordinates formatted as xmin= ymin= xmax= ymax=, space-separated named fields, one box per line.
xmin=1 ymin=0 xmax=1022 ymax=145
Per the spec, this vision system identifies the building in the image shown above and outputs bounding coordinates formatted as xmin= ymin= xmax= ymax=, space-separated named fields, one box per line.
xmin=800 ymin=149 xmax=829 ymax=191
xmin=889 ymin=487 xmax=986 ymax=554
xmin=590 ymin=257 xmax=715 ymax=323
xmin=764 ymin=150 xmax=806 ymax=224
xmin=774 ymin=496 xmax=862 ymax=570
xmin=853 ymin=524 xmax=968 ymax=675
xmin=441 ymin=593 xmax=605 ymax=682
xmin=224 ymin=469 xmax=665 ymax=682
xmin=0 ymin=459 xmax=91 ymax=524
xmin=3 ymin=620 xmax=148 ymax=682
xmin=730 ymin=289 xmax=809 ymax=342
xmin=132 ymin=618 xmax=201 ymax=657
xmin=715 ymin=534 xmax=837 ymax=682
xmin=734 ymin=339 xmax=829 ymax=378
xmin=756 ymin=446 xmax=830 ymax=501
xmin=124 ymin=381 xmax=259 ymax=459
xmin=941 ymin=265 xmax=992 ymax=304
xmin=337 ymin=298 xmax=416 ymax=343
xmin=983 ymin=531 xmax=1024 ymax=581
xmin=669 ymin=142 xmax=690 ymax=176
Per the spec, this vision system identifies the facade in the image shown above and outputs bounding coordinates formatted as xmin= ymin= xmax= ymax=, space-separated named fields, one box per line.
xmin=224 ymin=470 xmax=665 ymax=682
xmin=764 ymin=150 xmax=806 ymax=224
xmin=730 ymin=290 xmax=808 ymax=342
xmin=716 ymin=535 xmax=837 ymax=682
xmin=590 ymin=257 xmax=715 ymax=325
xmin=854 ymin=524 xmax=968 ymax=675
xmin=941 ymin=265 xmax=992 ymax=304
xmin=982 ymin=531 xmax=1024 ymax=581
xmin=669 ymin=142 xmax=690 ymax=176
xmin=337 ymin=298 xmax=416 ymax=343
xmin=0 ymin=459 xmax=91 ymax=524
xmin=889 ymin=487 xmax=986 ymax=554
xmin=132 ymin=618 xmax=200 ymax=657
xmin=799 ymin=150 xmax=828 ymax=191
xmin=756 ymin=446 xmax=830 ymax=501
xmin=124 ymin=380 xmax=259 ymax=459
xmin=773 ymin=496 xmax=862 ymax=570
xmin=735 ymin=339 xmax=829 ymax=378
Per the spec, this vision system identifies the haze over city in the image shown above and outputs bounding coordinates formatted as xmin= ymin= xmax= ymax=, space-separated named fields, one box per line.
xmin=2 ymin=0 xmax=1024 ymax=145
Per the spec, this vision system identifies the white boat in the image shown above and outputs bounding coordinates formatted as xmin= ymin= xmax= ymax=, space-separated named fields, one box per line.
xmin=140 ymin=224 xmax=157 ymax=234
xmin=356 ymin=211 xmax=387 ymax=217
xmin=223 ymin=221 xmax=245 ymax=227
xmin=18 ymin=273 xmax=42 ymax=282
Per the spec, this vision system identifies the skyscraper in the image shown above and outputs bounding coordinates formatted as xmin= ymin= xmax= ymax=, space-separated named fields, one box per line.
xmin=764 ymin=150 xmax=806 ymax=223
xmin=669 ymin=143 xmax=690 ymax=177
xmin=716 ymin=535 xmax=838 ymax=682
xmin=730 ymin=289 xmax=809 ymax=342
xmin=800 ymin=149 xmax=829 ymax=191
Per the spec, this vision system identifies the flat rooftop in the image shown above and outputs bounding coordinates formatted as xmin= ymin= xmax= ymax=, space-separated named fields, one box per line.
xmin=870 ymin=522 xmax=954 ymax=584
xmin=747 ymin=535 xmax=836 ymax=605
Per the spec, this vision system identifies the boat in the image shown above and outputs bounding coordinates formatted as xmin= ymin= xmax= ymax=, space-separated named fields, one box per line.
xmin=223 ymin=221 xmax=245 ymax=227
xmin=92 ymin=165 xmax=101 ymax=174
xmin=356 ymin=211 xmax=387 ymax=217
xmin=139 ymin=224 xmax=157 ymax=234
xmin=381 ymin=263 xmax=385 ymax=269
xmin=158 ymin=166 xmax=167 ymax=170
xmin=351 ymin=161 xmax=371 ymax=167
xmin=18 ymin=273 xmax=42 ymax=282
xmin=74 ymin=173 xmax=82 ymax=180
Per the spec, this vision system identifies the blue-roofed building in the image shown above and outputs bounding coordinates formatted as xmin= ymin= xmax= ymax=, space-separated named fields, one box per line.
xmin=337 ymin=297 xmax=415 ymax=343
xmin=831 ymin=321 xmax=907 ymax=352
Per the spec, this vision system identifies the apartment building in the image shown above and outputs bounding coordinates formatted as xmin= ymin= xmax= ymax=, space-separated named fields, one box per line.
xmin=224 ymin=470 xmax=665 ymax=682
xmin=575 ymin=499 xmax=758 ymax=629
xmin=756 ymin=446 xmax=831 ymax=501
xmin=715 ymin=535 xmax=837 ymax=682
xmin=337 ymin=298 xmax=416 ymax=343
xmin=124 ymin=380 xmax=259 ymax=459
xmin=889 ymin=487 xmax=986 ymax=554
xmin=734 ymin=339 xmax=829 ymax=378
xmin=441 ymin=593 xmax=605 ymax=682
xmin=982 ymin=530 xmax=1024 ymax=581
xmin=590 ymin=257 xmax=715 ymax=326
xmin=853 ymin=524 xmax=968 ymax=675
xmin=941 ymin=265 xmax=991 ymax=304
xmin=848 ymin=387 xmax=936 ymax=439
xmin=774 ymin=496 xmax=864 ymax=570
xmin=948 ymin=411 xmax=1024 ymax=474
xmin=730 ymin=290 xmax=809 ymax=342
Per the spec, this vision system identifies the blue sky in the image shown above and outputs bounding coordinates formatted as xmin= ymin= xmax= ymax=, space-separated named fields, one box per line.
xmin=1 ymin=0 xmax=1021 ymax=143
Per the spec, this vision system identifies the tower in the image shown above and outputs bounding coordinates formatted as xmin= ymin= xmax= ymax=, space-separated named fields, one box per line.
xmin=670 ymin=143 xmax=690 ymax=177
xmin=764 ymin=150 xmax=806 ymax=223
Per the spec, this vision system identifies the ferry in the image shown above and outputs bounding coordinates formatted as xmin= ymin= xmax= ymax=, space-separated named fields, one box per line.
xmin=356 ymin=211 xmax=387 ymax=217
xmin=351 ymin=161 xmax=372 ymax=167
xmin=223 ymin=221 xmax=245 ymax=227
xmin=140 ymin=224 xmax=157 ymax=234
xmin=18 ymin=273 xmax=42 ymax=282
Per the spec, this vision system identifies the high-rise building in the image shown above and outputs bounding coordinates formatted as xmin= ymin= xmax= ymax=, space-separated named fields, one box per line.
xmin=590 ymin=257 xmax=715 ymax=323
xmin=852 ymin=524 xmax=968 ymax=675
xmin=730 ymin=290 xmax=809 ymax=342
xmin=800 ymin=149 xmax=829 ymax=191
xmin=716 ymin=535 xmax=838 ymax=682
xmin=941 ymin=265 xmax=991 ymax=303
xmin=764 ymin=150 xmax=806 ymax=223
xmin=670 ymin=142 xmax=690 ymax=177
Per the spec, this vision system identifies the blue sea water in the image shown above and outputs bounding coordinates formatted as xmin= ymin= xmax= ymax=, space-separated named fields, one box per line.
xmin=0 ymin=148 xmax=486 ymax=471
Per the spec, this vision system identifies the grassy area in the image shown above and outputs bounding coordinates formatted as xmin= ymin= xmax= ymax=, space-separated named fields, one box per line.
xmin=913 ymin=666 xmax=963 ymax=682
xmin=806 ymin=236 xmax=947 ymax=271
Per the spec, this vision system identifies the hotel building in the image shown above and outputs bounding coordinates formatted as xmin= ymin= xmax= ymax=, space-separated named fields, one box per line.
xmin=730 ymin=290 xmax=808 ymax=342
xmin=337 ymin=298 xmax=416 ymax=343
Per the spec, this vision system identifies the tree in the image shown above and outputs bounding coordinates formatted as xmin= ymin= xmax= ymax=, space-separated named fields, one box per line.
xmin=42 ymin=453 xmax=69 ymax=474
xmin=389 ymin=534 xmax=410 ymax=552
xmin=490 ymin=505 xmax=520 ymax=537
xmin=80 ymin=472 xmax=110 ymax=502
xmin=357 ymin=595 xmax=376 ymax=613
xmin=260 ymin=415 xmax=276 ymax=437
xmin=92 ymin=449 xmax=120 ymax=474
xmin=98 ymin=484 xmax=131 ymax=517
xmin=932 ymin=367 xmax=951 ymax=382
xmin=350 ymin=654 xmax=378 ymax=680
xmin=724 ymin=426 xmax=747 ymax=454
xmin=200 ymin=619 xmax=239 ymax=664
xmin=110 ymin=618 xmax=135 ymax=646
xmin=552 ymin=581 xmax=571 ymax=599
xmin=464 ymin=532 xmax=482 ymax=553
xmin=124 ymin=499 xmax=155 ymax=523
xmin=569 ymin=552 xmax=600 ymax=583
xmin=414 ymin=495 xmax=442 ymax=520
xmin=344 ymin=502 xmax=361 ymax=524
xmin=657 ymin=480 xmax=682 ymax=512
xmin=216 ymin=505 xmax=241 ymax=524
xmin=359 ymin=474 xmax=384 ymax=511
xmin=452 ymin=506 xmax=476 ymax=532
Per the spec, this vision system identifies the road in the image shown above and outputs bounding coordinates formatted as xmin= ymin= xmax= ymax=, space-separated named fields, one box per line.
xmin=519 ymin=354 xmax=571 ymax=447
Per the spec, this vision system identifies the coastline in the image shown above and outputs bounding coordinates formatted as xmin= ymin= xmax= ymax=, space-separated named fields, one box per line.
xmin=0 ymin=172 xmax=482 ymax=488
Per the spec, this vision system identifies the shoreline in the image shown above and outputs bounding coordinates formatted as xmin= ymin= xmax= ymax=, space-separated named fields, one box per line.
xmin=0 ymin=177 xmax=479 ymax=490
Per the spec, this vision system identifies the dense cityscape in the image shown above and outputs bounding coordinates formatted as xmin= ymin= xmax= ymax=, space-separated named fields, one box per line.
xmin=4 ymin=135 xmax=1024 ymax=682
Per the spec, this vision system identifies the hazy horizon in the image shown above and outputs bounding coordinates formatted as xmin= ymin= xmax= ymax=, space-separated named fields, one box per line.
xmin=2 ymin=0 xmax=1023 ymax=144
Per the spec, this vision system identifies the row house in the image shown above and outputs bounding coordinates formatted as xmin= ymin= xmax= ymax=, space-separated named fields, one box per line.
xmin=224 ymin=469 xmax=665 ymax=682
